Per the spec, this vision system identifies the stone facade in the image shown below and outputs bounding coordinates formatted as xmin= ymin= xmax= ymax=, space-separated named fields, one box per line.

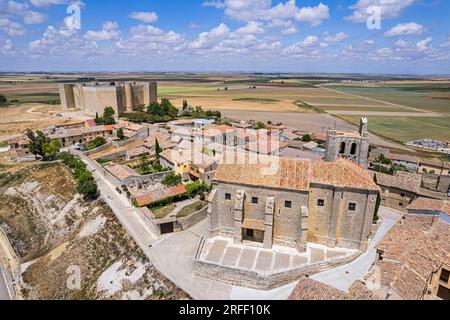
xmin=209 ymin=158 xmax=379 ymax=252
xmin=325 ymin=118 xmax=370 ymax=168
xmin=59 ymin=81 xmax=157 ymax=117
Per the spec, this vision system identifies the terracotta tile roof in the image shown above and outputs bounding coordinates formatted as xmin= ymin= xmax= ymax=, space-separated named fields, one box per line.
xmin=134 ymin=184 xmax=187 ymax=207
xmin=407 ymin=198 xmax=450 ymax=216
xmin=289 ymin=278 xmax=379 ymax=300
xmin=126 ymin=146 xmax=149 ymax=158
xmin=243 ymin=138 xmax=289 ymax=155
xmin=374 ymin=171 xmax=422 ymax=193
xmin=169 ymin=119 xmax=194 ymax=126
xmin=160 ymin=149 xmax=216 ymax=170
xmin=311 ymin=158 xmax=380 ymax=191
xmin=214 ymin=157 xmax=311 ymax=192
xmin=105 ymin=164 xmax=137 ymax=181
xmin=201 ymin=125 xmax=235 ymax=137
xmin=214 ymin=157 xmax=379 ymax=192
xmin=373 ymin=214 xmax=450 ymax=300
xmin=85 ymin=119 xmax=97 ymax=127
xmin=311 ymin=132 xmax=327 ymax=142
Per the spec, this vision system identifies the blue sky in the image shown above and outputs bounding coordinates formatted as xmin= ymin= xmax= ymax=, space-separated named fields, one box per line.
xmin=0 ymin=0 xmax=449 ymax=74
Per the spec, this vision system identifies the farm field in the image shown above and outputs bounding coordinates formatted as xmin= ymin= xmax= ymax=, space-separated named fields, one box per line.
xmin=323 ymin=82 xmax=450 ymax=114
xmin=341 ymin=115 xmax=450 ymax=142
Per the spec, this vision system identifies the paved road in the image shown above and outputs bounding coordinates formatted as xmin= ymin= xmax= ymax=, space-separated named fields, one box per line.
xmin=79 ymin=154 xmax=159 ymax=252
xmin=0 ymin=263 xmax=12 ymax=300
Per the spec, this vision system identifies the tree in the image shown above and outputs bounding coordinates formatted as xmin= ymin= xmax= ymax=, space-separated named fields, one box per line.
xmin=302 ymin=134 xmax=312 ymax=142
xmin=26 ymin=129 xmax=50 ymax=159
xmin=0 ymin=95 xmax=7 ymax=104
xmin=183 ymin=100 xmax=188 ymax=111
xmin=254 ymin=121 xmax=266 ymax=130
xmin=86 ymin=137 xmax=106 ymax=150
xmin=42 ymin=140 xmax=61 ymax=161
xmin=162 ymin=173 xmax=182 ymax=187
xmin=117 ymin=128 xmax=125 ymax=140
xmin=155 ymin=138 xmax=162 ymax=159
xmin=103 ymin=106 xmax=115 ymax=119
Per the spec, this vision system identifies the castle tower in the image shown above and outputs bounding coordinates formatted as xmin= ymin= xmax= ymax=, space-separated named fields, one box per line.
xmin=59 ymin=84 xmax=76 ymax=111
xmin=125 ymin=83 xmax=134 ymax=113
xmin=324 ymin=117 xmax=370 ymax=168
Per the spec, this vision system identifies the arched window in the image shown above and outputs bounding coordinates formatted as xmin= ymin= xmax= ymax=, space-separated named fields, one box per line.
xmin=350 ymin=143 xmax=358 ymax=155
xmin=339 ymin=142 xmax=346 ymax=154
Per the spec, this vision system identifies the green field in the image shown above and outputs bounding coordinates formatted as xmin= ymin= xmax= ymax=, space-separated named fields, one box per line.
xmin=325 ymin=83 xmax=450 ymax=114
xmin=232 ymin=98 xmax=280 ymax=103
xmin=2 ymin=92 xmax=60 ymax=104
xmin=341 ymin=115 xmax=450 ymax=142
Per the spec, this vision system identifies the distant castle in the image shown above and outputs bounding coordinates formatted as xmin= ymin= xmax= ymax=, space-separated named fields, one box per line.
xmin=325 ymin=118 xmax=370 ymax=168
xmin=59 ymin=81 xmax=157 ymax=117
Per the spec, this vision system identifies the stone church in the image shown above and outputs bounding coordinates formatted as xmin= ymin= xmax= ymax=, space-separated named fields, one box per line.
xmin=325 ymin=118 xmax=370 ymax=168
xmin=208 ymin=157 xmax=380 ymax=252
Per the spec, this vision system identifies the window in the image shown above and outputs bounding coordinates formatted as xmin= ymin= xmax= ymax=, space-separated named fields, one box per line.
xmin=350 ymin=143 xmax=358 ymax=155
xmin=339 ymin=142 xmax=346 ymax=154
xmin=285 ymin=201 xmax=292 ymax=208
xmin=349 ymin=203 xmax=357 ymax=211
xmin=401 ymin=193 xmax=405 ymax=197
xmin=317 ymin=199 xmax=325 ymax=207
xmin=252 ymin=197 xmax=259 ymax=204
xmin=440 ymin=269 xmax=450 ymax=284
xmin=225 ymin=193 xmax=231 ymax=201
xmin=399 ymin=203 xmax=403 ymax=207
xmin=246 ymin=229 xmax=254 ymax=238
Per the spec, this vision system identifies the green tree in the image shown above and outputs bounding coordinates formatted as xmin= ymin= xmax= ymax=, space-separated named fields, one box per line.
xmin=103 ymin=106 xmax=115 ymax=119
xmin=162 ymin=173 xmax=182 ymax=187
xmin=117 ymin=128 xmax=125 ymax=140
xmin=183 ymin=100 xmax=188 ymax=111
xmin=302 ymin=134 xmax=312 ymax=142
xmin=26 ymin=129 xmax=50 ymax=159
xmin=86 ymin=137 xmax=106 ymax=150
xmin=42 ymin=140 xmax=61 ymax=161
xmin=254 ymin=121 xmax=266 ymax=130
xmin=0 ymin=95 xmax=7 ymax=105
xmin=155 ymin=138 xmax=162 ymax=159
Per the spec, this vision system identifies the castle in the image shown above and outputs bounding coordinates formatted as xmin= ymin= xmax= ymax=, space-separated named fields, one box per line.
xmin=59 ymin=81 xmax=157 ymax=117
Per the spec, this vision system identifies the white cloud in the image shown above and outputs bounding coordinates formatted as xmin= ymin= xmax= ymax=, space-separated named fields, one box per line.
xmin=23 ymin=11 xmax=46 ymax=24
xmin=30 ymin=0 xmax=69 ymax=7
xmin=202 ymin=0 xmax=225 ymax=9
xmin=346 ymin=0 xmax=415 ymax=23
xmin=1 ymin=38 xmax=14 ymax=54
xmin=323 ymin=32 xmax=348 ymax=43
xmin=190 ymin=23 xmax=230 ymax=49
xmin=384 ymin=22 xmax=424 ymax=37
xmin=209 ymin=0 xmax=329 ymax=27
xmin=235 ymin=21 xmax=265 ymax=35
xmin=395 ymin=39 xmax=408 ymax=48
xmin=281 ymin=26 xmax=297 ymax=35
xmin=128 ymin=11 xmax=158 ymax=24
xmin=0 ymin=18 xmax=26 ymax=36
xmin=416 ymin=37 xmax=432 ymax=51
xmin=84 ymin=21 xmax=120 ymax=41
xmin=295 ymin=2 xmax=329 ymax=26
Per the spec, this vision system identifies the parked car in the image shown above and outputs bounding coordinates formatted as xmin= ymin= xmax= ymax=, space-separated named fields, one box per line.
xmin=115 ymin=187 xmax=123 ymax=194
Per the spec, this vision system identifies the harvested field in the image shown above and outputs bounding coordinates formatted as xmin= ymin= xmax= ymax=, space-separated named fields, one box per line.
xmin=0 ymin=104 xmax=79 ymax=138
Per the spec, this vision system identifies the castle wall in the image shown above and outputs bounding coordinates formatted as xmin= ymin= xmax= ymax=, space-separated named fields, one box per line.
xmin=59 ymin=84 xmax=75 ymax=110
xmin=59 ymin=81 xmax=157 ymax=116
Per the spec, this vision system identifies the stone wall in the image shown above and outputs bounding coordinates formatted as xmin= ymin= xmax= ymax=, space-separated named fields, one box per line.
xmin=193 ymin=251 xmax=360 ymax=290
xmin=178 ymin=206 xmax=208 ymax=231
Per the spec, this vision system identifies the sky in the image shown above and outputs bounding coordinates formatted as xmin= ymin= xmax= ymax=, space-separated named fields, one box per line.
xmin=0 ymin=0 xmax=449 ymax=74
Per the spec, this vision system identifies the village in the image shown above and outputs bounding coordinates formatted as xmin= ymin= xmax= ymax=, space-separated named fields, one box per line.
xmin=2 ymin=80 xmax=449 ymax=301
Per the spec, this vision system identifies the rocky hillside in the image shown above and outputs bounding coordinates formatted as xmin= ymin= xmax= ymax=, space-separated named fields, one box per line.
xmin=0 ymin=162 xmax=189 ymax=300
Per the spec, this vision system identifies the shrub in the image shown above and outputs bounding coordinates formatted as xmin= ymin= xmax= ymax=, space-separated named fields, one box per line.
xmin=86 ymin=137 xmax=106 ymax=150
xmin=162 ymin=173 xmax=182 ymax=187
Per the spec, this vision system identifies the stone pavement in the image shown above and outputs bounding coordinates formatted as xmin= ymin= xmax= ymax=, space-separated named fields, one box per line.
xmin=199 ymin=237 xmax=356 ymax=275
